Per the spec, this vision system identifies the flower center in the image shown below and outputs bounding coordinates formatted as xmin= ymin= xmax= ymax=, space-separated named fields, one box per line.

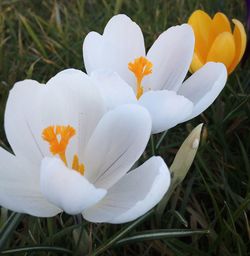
xmin=128 ymin=56 xmax=153 ymax=99
xmin=42 ymin=125 xmax=85 ymax=175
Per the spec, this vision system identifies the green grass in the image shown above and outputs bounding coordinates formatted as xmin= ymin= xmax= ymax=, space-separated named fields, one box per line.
xmin=0 ymin=0 xmax=250 ymax=255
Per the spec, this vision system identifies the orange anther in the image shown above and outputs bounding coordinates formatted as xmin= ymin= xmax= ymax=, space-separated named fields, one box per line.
xmin=128 ymin=56 xmax=153 ymax=99
xmin=42 ymin=125 xmax=76 ymax=165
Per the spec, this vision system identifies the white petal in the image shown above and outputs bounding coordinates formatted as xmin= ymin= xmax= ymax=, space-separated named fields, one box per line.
xmin=83 ymin=14 xmax=145 ymax=88
xmin=40 ymin=157 xmax=107 ymax=215
xmin=83 ymin=156 xmax=170 ymax=223
xmin=31 ymin=69 xmax=105 ymax=162
xmin=83 ymin=104 xmax=151 ymax=189
xmin=45 ymin=69 xmax=105 ymax=153
xmin=139 ymin=90 xmax=193 ymax=134
xmin=46 ymin=68 xmax=89 ymax=87
xmin=178 ymin=62 xmax=227 ymax=120
xmin=5 ymin=69 xmax=105 ymax=165
xmin=90 ymin=70 xmax=137 ymax=110
xmin=44 ymin=69 xmax=105 ymax=135
xmin=4 ymin=80 xmax=44 ymax=165
xmin=0 ymin=148 xmax=61 ymax=217
xmin=145 ymin=24 xmax=194 ymax=91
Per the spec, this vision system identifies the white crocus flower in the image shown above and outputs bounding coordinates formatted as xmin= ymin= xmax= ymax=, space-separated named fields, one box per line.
xmin=83 ymin=14 xmax=227 ymax=134
xmin=0 ymin=69 xmax=171 ymax=223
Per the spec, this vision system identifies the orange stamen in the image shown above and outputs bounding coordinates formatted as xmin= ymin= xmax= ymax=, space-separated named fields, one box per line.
xmin=72 ymin=154 xmax=85 ymax=175
xmin=128 ymin=56 xmax=153 ymax=99
xmin=42 ymin=125 xmax=76 ymax=166
xmin=42 ymin=125 xmax=85 ymax=175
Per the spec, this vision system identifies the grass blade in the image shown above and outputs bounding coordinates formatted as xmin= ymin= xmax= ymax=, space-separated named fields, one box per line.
xmin=92 ymin=210 xmax=153 ymax=256
xmin=0 ymin=212 xmax=24 ymax=250
xmin=18 ymin=14 xmax=47 ymax=57
xmin=115 ymin=229 xmax=210 ymax=247
xmin=1 ymin=246 xmax=72 ymax=255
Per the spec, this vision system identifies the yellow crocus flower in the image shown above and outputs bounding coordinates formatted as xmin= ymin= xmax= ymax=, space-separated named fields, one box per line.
xmin=188 ymin=10 xmax=247 ymax=74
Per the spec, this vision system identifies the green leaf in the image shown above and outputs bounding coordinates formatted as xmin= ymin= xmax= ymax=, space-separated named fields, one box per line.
xmin=73 ymin=226 xmax=89 ymax=256
xmin=18 ymin=14 xmax=47 ymax=58
xmin=1 ymin=246 xmax=73 ymax=255
xmin=115 ymin=229 xmax=210 ymax=246
xmin=0 ymin=212 xmax=24 ymax=250
xmin=92 ymin=210 xmax=153 ymax=256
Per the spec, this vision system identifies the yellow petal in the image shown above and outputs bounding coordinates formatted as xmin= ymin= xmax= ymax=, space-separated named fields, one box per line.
xmin=188 ymin=10 xmax=212 ymax=62
xmin=189 ymin=51 xmax=204 ymax=73
xmin=207 ymin=32 xmax=235 ymax=69
xmin=228 ymin=19 xmax=247 ymax=74
xmin=209 ymin=12 xmax=231 ymax=45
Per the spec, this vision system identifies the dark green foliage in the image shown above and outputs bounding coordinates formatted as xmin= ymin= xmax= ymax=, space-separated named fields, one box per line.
xmin=0 ymin=0 xmax=249 ymax=255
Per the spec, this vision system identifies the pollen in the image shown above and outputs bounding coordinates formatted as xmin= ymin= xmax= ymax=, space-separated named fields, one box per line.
xmin=42 ymin=125 xmax=76 ymax=165
xmin=72 ymin=154 xmax=85 ymax=175
xmin=128 ymin=56 xmax=153 ymax=99
xmin=42 ymin=125 xmax=85 ymax=176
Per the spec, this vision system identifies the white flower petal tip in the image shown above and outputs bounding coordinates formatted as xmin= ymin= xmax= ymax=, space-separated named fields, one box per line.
xmin=47 ymin=68 xmax=89 ymax=87
xmin=83 ymin=156 xmax=171 ymax=224
xmin=40 ymin=157 xmax=107 ymax=215
xmin=83 ymin=14 xmax=145 ymax=84
xmin=104 ymin=14 xmax=137 ymax=31
xmin=146 ymin=23 xmax=195 ymax=91
xmin=51 ymin=68 xmax=86 ymax=77
xmin=90 ymin=70 xmax=137 ymax=110
xmin=139 ymin=90 xmax=193 ymax=134
xmin=178 ymin=62 xmax=227 ymax=120
xmin=167 ymin=23 xmax=194 ymax=39
xmin=179 ymin=23 xmax=195 ymax=34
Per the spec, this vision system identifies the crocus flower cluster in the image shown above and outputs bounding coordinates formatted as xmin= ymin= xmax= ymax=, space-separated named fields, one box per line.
xmin=0 ymin=13 xmax=231 ymax=223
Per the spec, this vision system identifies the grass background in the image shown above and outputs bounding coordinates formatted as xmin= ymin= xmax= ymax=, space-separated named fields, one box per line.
xmin=0 ymin=0 xmax=250 ymax=255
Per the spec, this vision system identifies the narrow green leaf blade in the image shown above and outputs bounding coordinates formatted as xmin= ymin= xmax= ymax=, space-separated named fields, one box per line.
xmin=0 ymin=212 xmax=24 ymax=250
xmin=115 ymin=229 xmax=210 ymax=246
